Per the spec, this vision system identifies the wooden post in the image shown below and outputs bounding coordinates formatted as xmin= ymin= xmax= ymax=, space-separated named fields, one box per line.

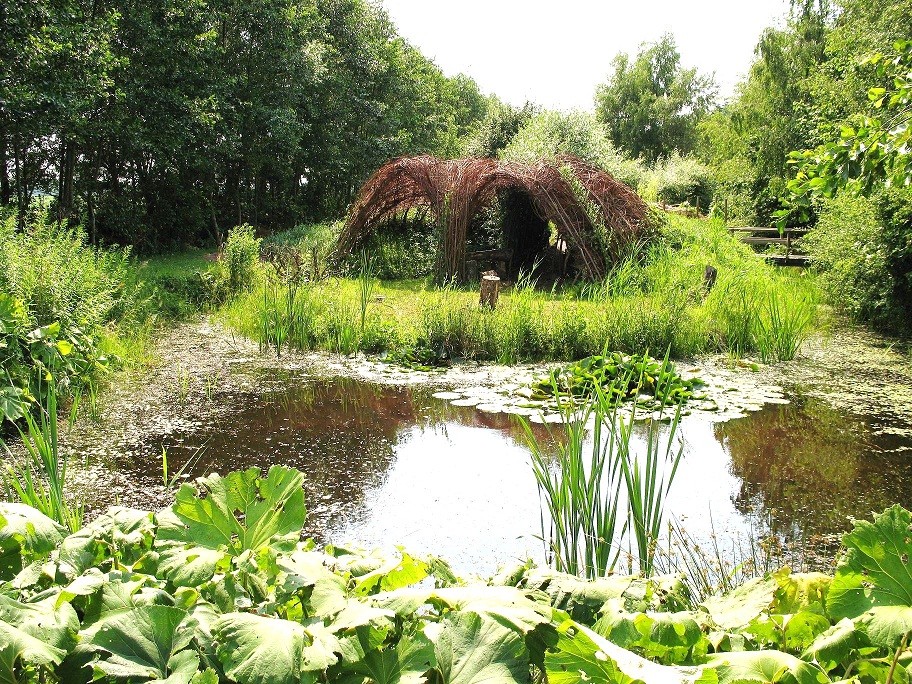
xmin=724 ymin=198 xmax=729 ymax=225
xmin=479 ymin=274 xmax=500 ymax=310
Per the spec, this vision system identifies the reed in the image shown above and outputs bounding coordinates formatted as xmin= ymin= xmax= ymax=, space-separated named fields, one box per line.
xmin=522 ymin=361 xmax=685 ymax=579
xmin=2 ymin=379 xmax=83 ymax=532
xmin=523 ymin=381 xmax=627 ymax=579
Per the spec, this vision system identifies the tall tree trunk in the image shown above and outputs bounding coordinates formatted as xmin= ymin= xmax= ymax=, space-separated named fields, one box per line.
xmin=87 ymin=191 xmax=97 ymax=245
xmin=0 ymin=134 xmax=10 ymax=206
xmin=57 ymin=138 xmax=76 ymax=222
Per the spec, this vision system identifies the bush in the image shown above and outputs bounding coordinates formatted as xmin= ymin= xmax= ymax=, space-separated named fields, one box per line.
xmin=501 ymin=110 xmax=646 ymax=188
xmin=220 ymin=224 xmax=261 ymax=293
xmin=639 ymin=153 xmax=715 ymax=210
xmin=0 ymin=210 xmax=135 ymax=420
xmin=0 ymin=209 xmax=131 ymax=330
xmin=800 ymin=189 xmax=912 ymax=331
xmin=800 ymin=194 xmax=891 ymax=325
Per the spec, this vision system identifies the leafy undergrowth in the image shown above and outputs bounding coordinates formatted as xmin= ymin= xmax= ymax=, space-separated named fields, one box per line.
xmin=530 ymin=351 xmax=706 ymax=408
xmin=1 ymin=466 xmax=911 ymax=683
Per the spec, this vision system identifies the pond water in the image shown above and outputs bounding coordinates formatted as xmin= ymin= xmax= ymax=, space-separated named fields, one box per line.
xmin=122 ymin=375 xmax=912 ymax=577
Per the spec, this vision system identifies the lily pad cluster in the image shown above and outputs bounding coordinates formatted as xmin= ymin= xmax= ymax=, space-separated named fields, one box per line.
xmin=531 ymin=351 xmax=706 ymax=408
xmin=2 ymin=466 xmax=912 ymax=684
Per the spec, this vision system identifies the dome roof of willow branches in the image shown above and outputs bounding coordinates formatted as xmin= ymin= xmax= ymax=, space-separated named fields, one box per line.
xmin=334 ymin=155 xmax=657 ymax=281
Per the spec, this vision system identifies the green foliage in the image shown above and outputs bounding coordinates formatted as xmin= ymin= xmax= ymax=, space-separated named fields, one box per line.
xmin=640 ymin=153 xmax=716 ymax=211
xmin=220 ymin=225 xmax=262 ymax=294
xmin=524 ymin=361 xmax=689 ymax=580
xmin=0 ymin=0 xmax=490 ymax=247
xmin=0 ymin=212 xmax=152 ymax=420
xmin=531 ymin=351 xmax=705 ymax=407
xmin=223 ymin=215 xmax=819 ymax=364
xmin=463 ymin=99 xmax=537 ymax=158
xmin=783 ymin=40 xmax=912 ymax=216
xmin=594 ymin=34 xmax=717 ymax=163
xmin=4 ymin=464 xmax=912 ymax=683
xmin=799 ymin=190 xmax=912 ymax=330
xmin=0 ymin=211 xmax=131 ymax=330
xmin=2 ymin=379 xmax=83 ymax=533
xmin=501 ymin=110 xmax=646 ymax=188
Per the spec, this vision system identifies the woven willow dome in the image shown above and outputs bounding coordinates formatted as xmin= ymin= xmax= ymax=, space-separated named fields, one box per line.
xmin=334 ymin=155 xmax=655 ymax=281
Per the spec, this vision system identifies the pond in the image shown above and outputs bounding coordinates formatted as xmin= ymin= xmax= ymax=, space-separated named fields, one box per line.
xmin=115 ymin=374 xmax=912 ymax=577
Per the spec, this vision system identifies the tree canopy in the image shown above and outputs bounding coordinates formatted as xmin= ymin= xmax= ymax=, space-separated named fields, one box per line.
xmin=0 ymin=0 xmax=489 ymax=249
xmin=594 ymin=34 xmax=717 ymax=163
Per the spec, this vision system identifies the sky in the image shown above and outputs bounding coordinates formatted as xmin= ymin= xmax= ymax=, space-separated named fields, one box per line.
xmin=380 ymin=0 xmax=792 ymax=111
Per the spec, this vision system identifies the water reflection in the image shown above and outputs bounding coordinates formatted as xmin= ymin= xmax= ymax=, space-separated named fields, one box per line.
xmin=125 ymin=377 xmax=912 ymax=576
xmin=716 ymin=395 xmax=912 ymax=539
xmin=135 ymin=377 xmax=553 ymax=569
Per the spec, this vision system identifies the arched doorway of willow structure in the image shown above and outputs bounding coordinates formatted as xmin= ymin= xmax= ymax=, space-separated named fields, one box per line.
xmin=334 ymin=155 xmax=655 ymax=282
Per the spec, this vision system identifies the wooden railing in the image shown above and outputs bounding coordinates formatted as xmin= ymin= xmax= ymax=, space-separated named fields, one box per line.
xmin=728 ymin=227 xmax=810 ymax=266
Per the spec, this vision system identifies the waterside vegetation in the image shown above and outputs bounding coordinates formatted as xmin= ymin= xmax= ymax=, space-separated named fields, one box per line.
xmin=2 ymin=464 xmax=912 ymax=684
xmin=220 ymin=215 xmax=818 ymax=366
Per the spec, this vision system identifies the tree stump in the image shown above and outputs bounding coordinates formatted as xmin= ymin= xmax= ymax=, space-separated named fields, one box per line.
xmin=703 ymin=264 xmax=718 ymax=293
xmin=479 ymin=274 xmax=501 ymax=310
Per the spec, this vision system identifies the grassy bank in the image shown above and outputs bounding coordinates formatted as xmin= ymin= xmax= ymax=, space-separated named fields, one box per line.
xmin=220 ymin=214 xmax=819 ymax=364
xmin=0 ymin=211 xmax=226 ymax=425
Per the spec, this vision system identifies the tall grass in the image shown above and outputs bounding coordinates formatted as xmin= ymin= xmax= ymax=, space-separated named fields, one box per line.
xmin=221 ymin=215 xmax=821 ymax=364
xmin=524 ymin=382 xmax=627 ymax=578
xmin=2 ymin=379 xmax=82 ymax=532
xmin=522 ymin=366 xmax=685 ymax=579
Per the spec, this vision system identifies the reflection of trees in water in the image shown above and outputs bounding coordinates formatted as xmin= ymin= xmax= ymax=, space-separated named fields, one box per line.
xmin=715 ymin=396 xmax=912 ymax=539
xmin=143 ymin=377 xmax=559 ymax=543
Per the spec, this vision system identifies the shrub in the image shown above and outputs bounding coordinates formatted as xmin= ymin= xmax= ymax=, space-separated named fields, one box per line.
xmin=0 ymin=211 xmax=135 ymax=420
xmin=501 ymin=110 xmax=646 ymax=188
xmin=799 ymin=194 xmax=891 ymax=325
xmin=639 ymin=153 xmax=715 ymax=210
xmin=800 ymin=188 xmax=912 ymax=332
xmin=0 ymin=209 xmax=131 ymax=330
xmin=220 ymin=224 xmax=261 ymax=293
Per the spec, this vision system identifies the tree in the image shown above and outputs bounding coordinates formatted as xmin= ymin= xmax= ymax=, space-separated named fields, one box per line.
xmin=779 ymin=39 xmax=912 ymax=218
xmin=594 ymin=34 xmax=716 ymax=163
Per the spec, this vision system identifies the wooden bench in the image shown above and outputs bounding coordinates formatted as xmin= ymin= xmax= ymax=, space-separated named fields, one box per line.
xmin=728 ymin=227 xmax=810 ymax=267
xmin=465 ymin=248 xmax=513 ymax=279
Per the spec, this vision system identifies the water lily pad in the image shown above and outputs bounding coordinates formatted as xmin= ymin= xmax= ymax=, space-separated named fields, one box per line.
xmin=450 ymin=397 xmax=482 ymax=407
xmin=432 ymin=392 xmax=463 ymax=400
xmin=475 ymin=403 xmax=503 ymax=413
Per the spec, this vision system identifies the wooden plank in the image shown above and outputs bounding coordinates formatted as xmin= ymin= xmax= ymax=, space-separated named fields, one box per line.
xmin=765 ymin=254 xmax=811 ymax=266
xmin=740 ymin=237 xmax=793 ymax=246
xmin=728 ymin=226 xmax=808 ymax=234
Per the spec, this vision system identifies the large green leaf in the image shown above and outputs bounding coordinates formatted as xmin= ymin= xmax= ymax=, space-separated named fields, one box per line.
xmin=593 ymin=601 xmax=706 ymax=664
xmin=857 ymin=605 xmax=912 ymax=650
xmin=157 ymin=541 xmax=231 ymax=588
xmin=78 ymin=573 xmax=177 ymax=639
xmin=347 ymin=627 xmax=435 ymax=684
xmin=518 ymin=567 xmax=635 ymax=623
xmin=701 ymin=577 xmax=777 ymax=631
xmin=329 ymin=548 xmax=429 ymax=596
xmin=0 ymin=503 xmax=65 ymax=580
xmin=56 ymin=506 xmax=156 ymax=577
xmin=160 ymin=466 xmax=306 ymax=555
xmin=213 ymin=612 xmax=317 ymax=684
xmin=703 ymin=650 xmax=828 ymax=684
xmin=546 ymin=620 xmax=714 ymax=684
xmin=828 ymin=505 xmax=912 ymax=622
xmin=433 ymin=611 xmax=529 ymax=684
xmin=770 ymin=568 xmax=832 ymax=615
xmin=0 ymin=596 xmax=79 ymax=684
xmin=276 ymin=549 xmax=349 ymax=618
xmin=374 ymin=585 xmax=554 ymax=636
xmin=81 ymin=605 xmax=200 ymax=682
xmin=801 ymin=618 xmax=866 ymax=672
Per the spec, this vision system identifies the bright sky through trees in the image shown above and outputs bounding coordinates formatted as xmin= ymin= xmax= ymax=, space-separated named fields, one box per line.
xmin=380 ymin=0 xmax=790 ymax=110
